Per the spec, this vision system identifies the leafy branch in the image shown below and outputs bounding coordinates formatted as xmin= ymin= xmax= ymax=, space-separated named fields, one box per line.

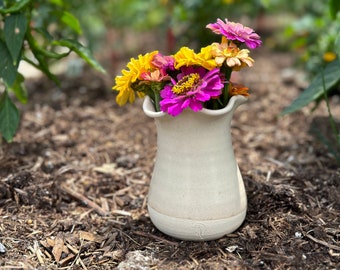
xmin=0 ymin=0 xmax=105 ymax=142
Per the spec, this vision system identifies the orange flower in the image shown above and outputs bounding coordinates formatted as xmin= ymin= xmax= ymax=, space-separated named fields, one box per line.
xmin=229 ymin=83 xmax=249 ymax=97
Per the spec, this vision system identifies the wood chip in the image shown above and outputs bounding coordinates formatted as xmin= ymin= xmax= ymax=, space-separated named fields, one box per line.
xmin=93 ymin=163 xmax=117 ymax=174
xmin=112 ymin=209 xmax=132 ymax=216
xmin=59 ymin=253 xmax=76 ymax=266
xmin=34 ymin=241 xmax=45 ymax=265
xmin=102 ymin=249 xmax=124 ymax=259
xmin=65 ymin=243 xmax=79 ymax=254
xmin=100 ymin=197 xmax=110 ymax=212
xmin=52 ymin=233 xmax=64 ymax=263
xmin=79 ymin=231 xmax=103 ymax=243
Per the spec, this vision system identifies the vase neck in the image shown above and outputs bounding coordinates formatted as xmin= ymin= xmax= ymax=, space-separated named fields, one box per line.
xmin=143 ymin=95 xmax=247 ymax=119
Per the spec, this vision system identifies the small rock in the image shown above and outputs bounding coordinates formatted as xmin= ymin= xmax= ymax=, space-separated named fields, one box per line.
xmin=294 ymin=231 xmax=302 ymax=238
xmin=116 ymin=154 xmax=139 ymax=169
xmin=117 ymin=250 xmax=158 ymax=270
xmin=0 ymin=242 xmax=6 ymax=254
xmin=281 ymin=68 xmax=296 ymax=84
xmin=226 ymin=245 xmax=238 ymax=253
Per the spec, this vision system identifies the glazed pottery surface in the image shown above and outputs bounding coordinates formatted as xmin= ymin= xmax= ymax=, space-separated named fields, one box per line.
xmin=143 ymin=95 xmax=248 ymax=241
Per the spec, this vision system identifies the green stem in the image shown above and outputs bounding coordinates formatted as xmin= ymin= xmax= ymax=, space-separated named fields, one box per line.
xmin=26 ymin=28 xmax=69 ymax=59
xmin=153 ymin=89 xmax=161 ymax=112
xmin=25 ymin=26 xmax=61 ymax=84
xmin=321 ymin=69 xmax=340 ymax=161
xmin=221 ymin=65 xmax=232 ymax=107
xmin=222 ymin=82 xmax=230 ymax=106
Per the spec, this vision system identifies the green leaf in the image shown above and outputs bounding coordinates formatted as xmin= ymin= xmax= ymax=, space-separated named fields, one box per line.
xmin=329 ymin=0 xmax=340 ymax=20
xmin=282 ymin=60 xmax=340 ymax=115
xmin=0 ymin=0 xmax=30 ymax=14
xmin=49 ymin=0 xmax=63 ymax=6
xmin=8 ymin=73 xmax=28 ymax=104
xmin=0 ymin=90 xmax=20 ymax=142
xmin=4 ymin=12 xmax=27 ymax=64
xmin=0 ymin=40 xmax=18 ymax=87
xmin=259 ymin=0 xmax=271 ymax=8
xmin=53 ymin=39 xmax=106 ymax=73
xmin=61 ymin=11 xmax=82 ymax=34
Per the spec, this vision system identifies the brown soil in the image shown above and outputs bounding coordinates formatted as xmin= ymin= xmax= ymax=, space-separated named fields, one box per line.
xmin=0 ymin=47 xmax=339 ymax=269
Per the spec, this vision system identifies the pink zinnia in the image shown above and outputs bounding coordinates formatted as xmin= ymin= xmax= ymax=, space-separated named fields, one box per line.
xmin=152 ymin=53 xmax=175 ymax=71
xmin=140 ymin=69 xmax=170 ymax=82
xmin=160 ymin=67 xmax=223 ymax=116
xmin=207 ymin=18 xmax=262 ymax=49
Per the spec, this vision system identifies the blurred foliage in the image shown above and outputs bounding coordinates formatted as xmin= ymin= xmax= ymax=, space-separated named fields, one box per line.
xmin=281 ymin=0 xmax=340 ymax=113
xmin=68 ymin=0 xmax=268 ymax=52
xmin=0 ymin=0 xmax=104 ymax=142
xmin=282 ymin=0 xmax=340 ymax=162
xmin=282 ymin=1 xmax=340 ymax=77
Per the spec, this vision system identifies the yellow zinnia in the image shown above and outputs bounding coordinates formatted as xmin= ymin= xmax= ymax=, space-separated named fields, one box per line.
xmin=197 ymin=45 xmax=219 ymax=69
xmin=174 ymin=46 xmax=218 ymax=70
xmin=114 ymin=70 xmax=136 ymax=106
xmin=174 ymin=47 xmax=198 ymax=69
xmin=113 ymin=51 xmax=158 ymax=106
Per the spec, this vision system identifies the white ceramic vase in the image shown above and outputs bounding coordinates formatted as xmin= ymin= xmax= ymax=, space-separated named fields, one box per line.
xmin=143 ymin=95 xmax=248 ymax=241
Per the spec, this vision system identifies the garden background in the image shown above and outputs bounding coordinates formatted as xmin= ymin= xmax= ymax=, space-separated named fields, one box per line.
xmin=0 ymin=0 xmax=339 ymax=269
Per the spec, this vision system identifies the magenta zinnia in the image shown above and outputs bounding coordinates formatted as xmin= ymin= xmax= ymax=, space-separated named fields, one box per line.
xmin=159 ymin=67 xmax=224 ymax=116
xmin=206 ymin=18 xmax=262 ymax=49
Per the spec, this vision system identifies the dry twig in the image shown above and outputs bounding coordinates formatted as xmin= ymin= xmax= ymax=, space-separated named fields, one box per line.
xmin=305 ymin=233 xmax=340 ymax=251
xmin=60 ymin=183 xmax=109 ymax=216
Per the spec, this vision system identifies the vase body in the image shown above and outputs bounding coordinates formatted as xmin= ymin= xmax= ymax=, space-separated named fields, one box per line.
xmin=143 ymin=95 xmax=248 ymax=241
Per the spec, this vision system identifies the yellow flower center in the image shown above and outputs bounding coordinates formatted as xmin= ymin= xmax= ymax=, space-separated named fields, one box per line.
xmin=172 ymin=73 xmax=200 ymax=94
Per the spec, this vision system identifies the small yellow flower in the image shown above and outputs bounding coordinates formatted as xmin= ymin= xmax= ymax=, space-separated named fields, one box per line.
xmin=113 ymin=51 xmax=158 ymax=106
xmin=323 ymin=52 xmax=337 ymax=62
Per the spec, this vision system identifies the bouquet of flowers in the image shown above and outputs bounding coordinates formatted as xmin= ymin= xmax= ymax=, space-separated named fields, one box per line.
xmin=113 ymin=18 xmax=262 ymax=116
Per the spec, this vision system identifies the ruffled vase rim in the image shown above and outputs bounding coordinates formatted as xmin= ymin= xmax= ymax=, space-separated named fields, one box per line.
xmin=143 ymin=95 xmax=248 ymax=118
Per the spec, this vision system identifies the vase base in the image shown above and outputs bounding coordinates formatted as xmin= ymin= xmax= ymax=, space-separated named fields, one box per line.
xmin=148 ymin=205 xmax=246 ymax=241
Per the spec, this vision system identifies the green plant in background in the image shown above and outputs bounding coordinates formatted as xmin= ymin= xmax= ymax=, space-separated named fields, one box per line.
xmin=282 ymin=0 xmax=340 ymax=162
xmin=92 ymin=0 xmax=266 ymax=52
xmin=282 ymin=0 xmax=339 ymax=77
xmin=159 ymin=0 xmax=268 ymax=49
xmin=0 ymin=0 xmax=105 ymax=143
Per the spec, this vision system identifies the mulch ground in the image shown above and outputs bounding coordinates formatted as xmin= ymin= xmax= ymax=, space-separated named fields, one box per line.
xmin=0 ymin=46 xmax=339 ymax=269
